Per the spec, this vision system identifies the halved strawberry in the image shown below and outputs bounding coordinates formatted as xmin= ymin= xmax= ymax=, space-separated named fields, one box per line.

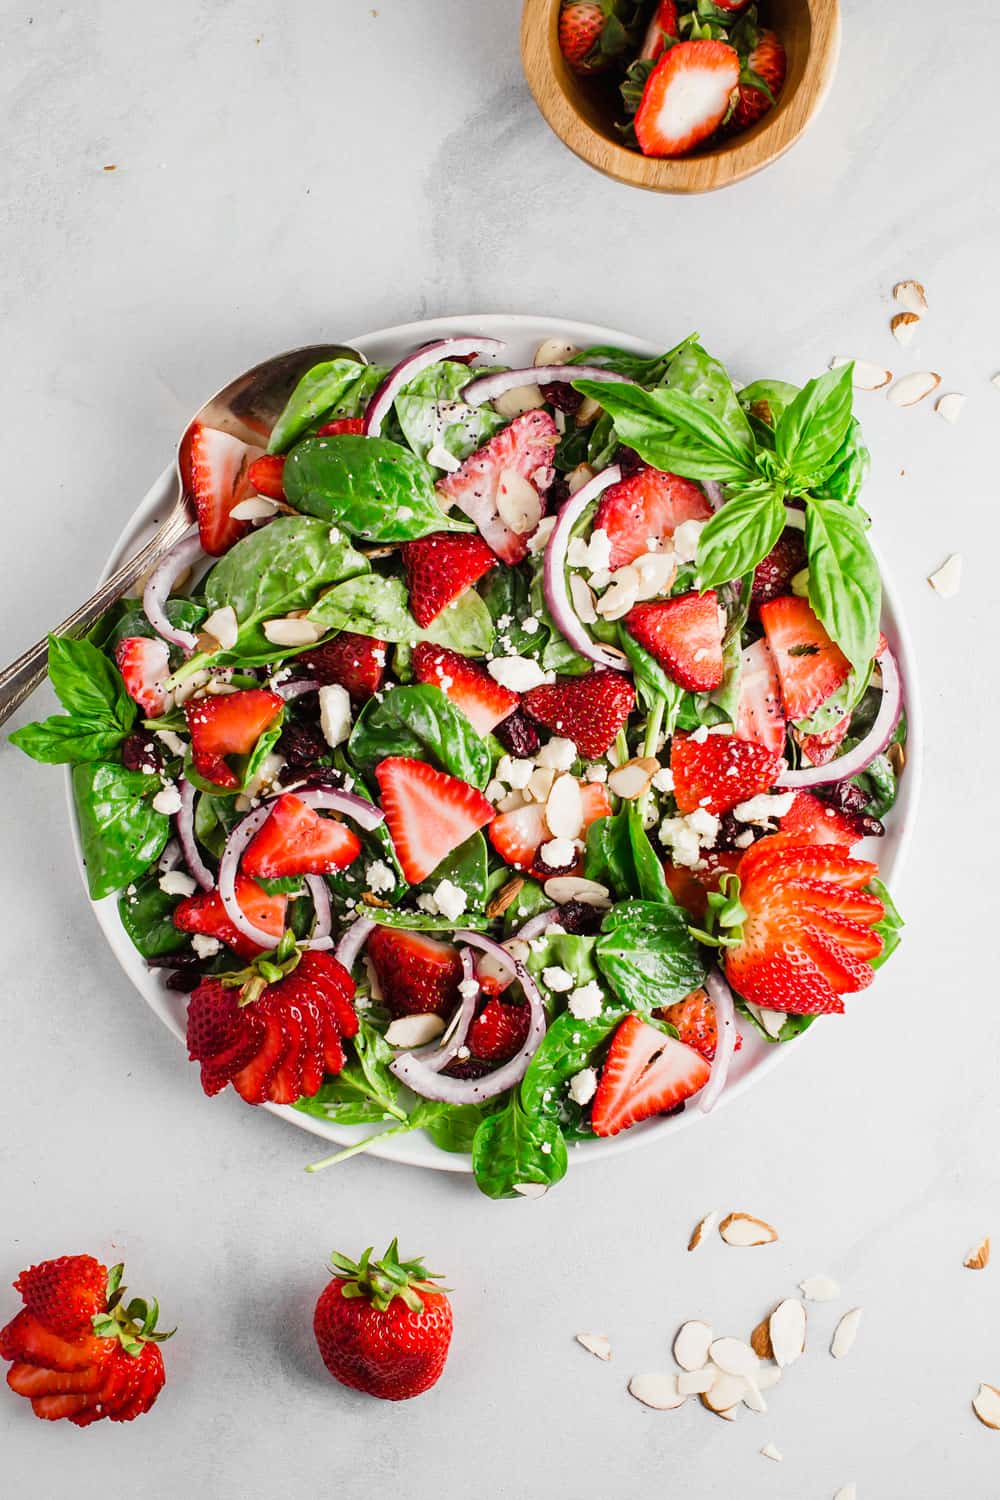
xmin=725 ymin=840 xmax=884 ymax=1014
xmin=247 ymin=453 xmax=286 ymax=500
xmin=402 ymin=532 xmax=497 ymax=628
xmin=658 ymin=987 xmax=742 ymax=1063
xmin=759 ymin=595 xmax=851 ymax=721
xmin=775 ymin=790 xmax=859 ymax=849
xmin=624 ymin=591 xmax=724 ymax=693
xmin=591 ymin=1014 xmax=711 ymax=1136
xmin=795 ymin=712 xmax=852 ymax=766
xmin=316 ymin=417 xmax=365 ymax=437
xmin=594 ymin=466 xmax=711 ymax=568
xmin=412 ymin=643 xmax=518 ymax=735
xmin=735 ymin=638 xmax=786 ymax=754
xmin=728 ymin=28 xmax=786 ymax=134
xmin=436 ymin=410 xmax=558 ymax=564
xmin=374 ymin=756 xmax=494 ymax=884
xmin=366 ymin=927 xmax=463 ymax=1018
xmin=671 ymin=731 xmax=782 ymax=816
xmin=639 ymin=0 xmax=680 ymax=61
xmin=634 ymin=40 xmax=741 ymax=158
xmin=173 ymin=876 xmax=288 ymax=959
xmin=466 ymin=998 xmax=530 ymax=1063
xmin=114 ymin=637 xmax=172 ymax=718
xmin=180 ymin=422 xmax=263 ymax=556
xmin=521 ymin=669 xmax=634 ymax=760
xmin=749 ymin=526 xmax=806 ymax=609
xmin=488 ymin=780 xmax=612 ymax=875
xmin=184 ymin=687 xmax=283 ymax=790
xmin=298 ymin=631 xmax=386 ymax=703
xmin=241 ymin=792 xmax=361 ymax=877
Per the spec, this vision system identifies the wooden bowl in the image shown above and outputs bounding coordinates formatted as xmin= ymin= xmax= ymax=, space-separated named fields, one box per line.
xmin=520 ymin=0 xmax=841 ymax=194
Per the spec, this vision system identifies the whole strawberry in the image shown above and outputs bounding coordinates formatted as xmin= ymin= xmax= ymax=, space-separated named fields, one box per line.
xmin=558 ymin=0 xmax=644 ymax=76
xmin=313 ymin=1240 xmax=452 ymax=1401
xmin=1 ymin=1258 xmax=173 ymax=1426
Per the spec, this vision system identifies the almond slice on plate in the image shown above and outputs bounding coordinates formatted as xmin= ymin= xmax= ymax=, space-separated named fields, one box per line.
xmin=965 ymin=1236 xmax=991 ymax=1270
xmin=750 ymin=1314 xmax=774 ymax=1361
xmin=769 ymin=1299 xmax=807 ymax=1367
xmin=760 ymin=1442 xmax=783 ymax=1462
xmin=829 ymin=356 xmax=892 ymax=390
xmin=673 ymin=1320 xmax=713 ymax=1372
xmin=688 ymin=1210 xmax=717 ymax=1251
xmin=891 ymin=311 xmax=920 ymax=347
xmin=741 ymin=1380 xmax=767 ymax=1414
xmin=720 ymin=1213 xmax=778 ymax=1247
xmin=702 ymin=1371 xmax=746 ymax=1416
xmin=972 ymin=1382 xmax=1000 ymax=1428
xmin=800 ymin=1275 xmax=841 ymax=1301
xmin=993 ymin=374 xmax=1000 ymax=391
xmin=709 ymin=1337 xmax=760 ymax=1380
xmin=628 ymin=1372 xmax=685 ymax=1410
xmin=936 ymin=392 xmax=965 ymax=424
xmin=894 ymin=278 xmax=928 ymax=315
xmin=928 ymin=554 xmax=962 ymax=597
xmin=833 ymin=1486 xmax=858 ymax=1500
xmin=887 ymin=371 xmax=941 ymax=407
xmin=575 ymin=1332 xmax=612 ymax=1362
xmin=831 ymin=1307 xmax=862 ymax=1359
xmin=677 ymin=1367 xmax=716 ymax=1395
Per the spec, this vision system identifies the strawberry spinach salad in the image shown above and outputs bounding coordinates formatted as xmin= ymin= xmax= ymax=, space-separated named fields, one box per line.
xmin=12 ymin=330 xmax=905 ymax=1200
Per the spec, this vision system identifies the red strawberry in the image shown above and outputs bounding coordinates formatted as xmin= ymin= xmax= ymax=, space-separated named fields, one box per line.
xmin=316 ymin=417 xmax=365 ymax=437
xmin=241 ymin=792 xmax=362 ymax=877
xmin=114 ymin=637 xmax=172 ymax=718
xmin=671 ymin=730 xmax=782 ymax=816
xmin=412 ymin=643 xmax=517 ymax=736
xmin=402 ymin=532 xmax=497 ymax=628
xmin=558 ymin=2 xmax=605 ymax=70
xmin=436 ymin=410 xmax=558 ymax=564
xmin=635 ymin=40 xmax=741 ymax=158
xmin=591 ymin=1014 xmax=711 ymax=1136
xmin=725 ymin=840 xmax=885 ymax=1014
xmin=775 ymin=790 xmax=859 ymax=850
xmin=298 ymin=631 xmax=387 ymax=703
xmin=313 ymin=1239 xmax=452 ymax=1401
xmin=640 ymin=0 xmax=680 ymax=61
xmin=659 ymin=987 xmax=742 ymax=1063
xmin=795 ymin=712 xmax=852 ymax=767
xmin=624 ymin=591 xmax=724 ymax=692
xmin=750 ymin=526 xmax=806 ymax=608
xmin=489 ymin=780 xmax=612 ymax=875
xmin=521 ymin=669 xmax=635 ymax=760
xmin=180 ymin=421 xmax=263 ymax=556
xmin=593 ymin=465 xmax=712 ymax=568
xmin=366 ymin=927 xmax=463 ymax=1019
xmin=173 ymin=875 xmax=288 ymax=959
xmin=759 ymin=596 xmax=851 ymax=721
xmin=735 ymin=637 xmax=786 ymax=754
xmin=466 ymin=999 xmax=530 ymax=1064
xmin=246 ymin=453 xmax=286 ymax=501
xmin=13 ymin=1258 xmax=107 ymax=1341
xmin=374 ymin=757 xmax=494 ymax=885
xmin=184 ymin=687 xmax=284 ymax=790
xmin=728 ymin=28 xmax=787 ymax=134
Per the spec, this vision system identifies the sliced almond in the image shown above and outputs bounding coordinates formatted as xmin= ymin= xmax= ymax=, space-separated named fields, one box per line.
xmin=894 ymin=278 xmax=928 ymax=315
xmin=491 ymin=384 xmax=545 ymax=419
xmin=890 ymin=311 xmax=920 ymax=348
xmin=688 ymin=1209 xmax=717 ymax=1251
xmin=830 ymin=355 xmax=892 ymax=391
xmin=720 ymin=1213 xmax=778 ymax=1248
xmin=496 ymin=469 xmax=542 ymax=535
xmin=709 ymin=1338 xmax=760 ymax=1380
xmin=575 ymin=394 xmax=601 ymax=425
xmin=993 ymin=373 xmax=1000 ymax=391
xmin=677 ymin=1367 xmax=715 ymax=1395
xmin=965 ymin=1236 xmax=991 ymax=1270
xmin=231 ymin=493 xmax=279 ymax=521
xmin=755 ymin=1363 xmax=783 ymax=1392
xmin=512 ymin=1181 xmax=548 ymax=1198
xmin=485 ymin=877 xmax=525 ymax=920
xmin=628 ymin=1372 xmax=685 ymax=1410
xmin=569 ymin=572 xmax=597 ymax=624
xmin=700 ymin=1393 xmax=738 ymax=1421
xmin=972 ymin=1382 xmax=1000 ymax=1429
xmin=749 ymin=1314 xmax=774 ymax=1361
xmin=632 ymin=549 xmax=676 ymax=600
xmin=595 ymin=565 xmax=639 ymax=621
xmin=702 ymin=1372 xmax=746 ymax=1415
xmin=567 ymin=462 xmax=595 ymax=496
xmin=760 ymin=1442 xmax=783 ymax=1462
xmin=887 ymin=370 xmax=941 ymax=407
xmin=201 ymin=605 xmax=239 ymax=651
xmin=928 ymin=553 xmax=962 ymax=597
xmin=262 ymin=617 xmax=323 ymax=647
xmin=936 ymin=392 xmax=965 ymax=424
xmin=385 ymin=1013 xmax=445 ymax=1048
xmin=543 ymin=875 xmax=611 ymax=906
xmin=800 ymin=1275 xmax=841 ymax=1301
xmin=830 ymin=1307 xmax=862 ymax=1359
xmin=525 ymin=766 xmax=555 ymax=805
xmin=769 ymin=1299 xmax=806 ymax=1368
xmin=495 ymin=789 xmax=528 ymax=814
xmin=545 ymin=772 xmax=584 ymax=840
xmin=888 ymin=741 xmax=906 ymax=776
xmin=833 ymin=1487 xmax=857 ymax=1500
xmin=608 ymin=757 xmax=659 ymax=801
xmin=534 ymin=336 xmax=577 ymax=367
xmin=673 ymin=1320 xmax=713 ymax=1372
xmin=741 ymin=1380 xmax=767 ymax=1414
xmin=575 ymin=1332 xmax=611 ymax=1362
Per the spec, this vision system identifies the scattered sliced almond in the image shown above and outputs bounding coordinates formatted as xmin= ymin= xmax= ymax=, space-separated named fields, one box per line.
xmin=575 ymin=1332 xmax=611 ymax=1362
xmin=569 ymin=572 xmax=597 ymax=624
xmin=545 ymin=773 xmax=584 ymax=839
xmin=709 ymin=1337 xmax=760 ymax=1380
xmin=769 ymin=1299 xmax=806 ymax=1368
xmin=702 ymin=1372 xmax=746 ymax=1415
xmin=800 ymin=1275 xmax=841 ymax=1301
xmin=992 ymin=373 xmax=1000 ymax=391
xmin=741 ymin=1380 xmax=767 ymax=1414
xmin=485 ymin=877 xmax=524 ymax=920
xmin=231 ymin=493 xmax=279 ymax=521
xmin=534 ymin=336 xmax=577 ymax=367
xmin=720 ymin=1213 xmax=778 ymax=1248
xmin=677 ymin=1367 xmax=716 ymax=1395
xmin=673 ymin=1320 xmax=713 ymax=1372
xmin=760 ymin=1442 xmax=783 ymax=1462
xmin=936 ymin=392 xmax=965 ymax=424
xmin=965 ymin=1236 xmax=991 ymax=1270
xmin=688 ymin=1209 xmax=717 ymax=1251
xmin=830 ymin=356 xmax=892 ymax=391
xmin=491 ymin=384 xmax=545 ymax=419
xmin=755 ymin=1364 xmax=782 ymax=1392
xmin=567 ymin=462 xmax=595 ymax=496
xmin=891 ymin=311 xmax=920 ymax=347
xmin=700 ymin=1393 xmax=738 ymax=1421
xmin=262 ymin=617 xmax=323 ymax=647
xmin=201 ymin=605 xmax=239 ymax=651
xmin=384 ymin=1013 xmax=445 ymax=1048
xmin=543 ymin=875 xmax=611 ymax=906
xmin=632 ymin=549 xmax=676 ymax=600
xmin=894 ymin=278 xmax=928 ymax=315
xmin=972 ymin=1382 xmax=1000 ymax=1429
xmin=576 ymin=394 xmax=601 ymax=425
xmin=608 ymin=757 xmax=658 ymax=801
xmin=525 ymin=766 xmax=556 ymax=805
xmin=512 ymin=1181 xmax=547 ymax=1198
xmin=628 ymin=1373 xmax=685 ymax=1410
xmin=496 ymin=468 xmax=542 ymax=535
xmin=830 ymin=1307 xmax=862 ymax=1359
xmin=595 ymin=565 xmax=639 ymax=621
xmin=928 ymin=553 xmax=962 ymax=597
xmin=749 ymin=1314 xmax=774 ymax=1361
xmin=887 ymin=370 xmax=941 ymax=407
xmin=833 ymin=1486 xmax=857 ymax=1500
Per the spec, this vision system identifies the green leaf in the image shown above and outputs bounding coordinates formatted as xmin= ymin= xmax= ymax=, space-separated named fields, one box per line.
xmin=736 ymin=1001 xmax=815 ymax=1045
xmin=738 ymin=379 xmax=801 ymax=443
xmin=816 ymin=417 xmax=870 ymax=507
xmin=695 ymin=484 xmax=786 ymax=591
xmin=361 ymin=907 xmax=491 ymax=932
xmin=309 ymin=575 xmax=494 ymax=656
xmin=574 ymin=381 xmax=758 ymax=484
xmin=414 ymin=831 xmax=489 ymax=910
xmin=414 ymin=1100 xmax=486 ymax=1154
xmin=520 ymin=1007 xmax=623 ymax=1121
xmin=267 ymin=358 xmax=370 ymax=453
xmin=471 ymin=1097 xmax=568 ymax=1200
xmin=72 ymin=762 xmax=171 ymax=900
xmin=595 ymin=900 xmax=706 ymax=1011
xmin=775 ymin=364 xmax=856 ymax=484
xmin=295 ymin=1015 xmax=407 ymax=1125
xmin=664 ymin=339 xmax=751 ymax=447
xmin=617 ymin=625 xmax=688 ymax=727
xmin=12 ymin=635 xmax=137 ymax=764
xmin=118 ymin=869 xmax=189 ymax=958
xmin=10 ymin=716 xmax=130 ymax=766
xmin=284 ymin=434 xmax=473 ymax=541
xmin=804 ymin=493 xmax=881 ymax=671
xmin=348 ymin=684 xmax=491 ymax=789
xmin=570 ymin=334 xmax=696 ymax=387
xmin=394 ymin=361 xmax=504 ymax=463
xmin=869 ymin=876 xmax=903 ymax=968
xmin=625 ymin=804 xmax=671 ymax=903
xmin=100 ymin=597 xmax=207 ymax=660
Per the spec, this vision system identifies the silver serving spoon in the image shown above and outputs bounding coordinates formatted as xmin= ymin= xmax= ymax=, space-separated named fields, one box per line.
xmin=0 ymin=342 xmax=365 ymax=727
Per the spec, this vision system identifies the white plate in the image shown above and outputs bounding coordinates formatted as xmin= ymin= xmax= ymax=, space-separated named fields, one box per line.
xmin=68 ymin=313 xmax=922 ymax=1175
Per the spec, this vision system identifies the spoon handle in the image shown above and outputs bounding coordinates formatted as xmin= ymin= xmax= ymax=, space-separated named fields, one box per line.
xmin=0 ymin=499 xmax=193 ymax=728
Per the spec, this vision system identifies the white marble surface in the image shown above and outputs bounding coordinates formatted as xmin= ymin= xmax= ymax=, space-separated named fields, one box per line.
xmin=2 ymin=2 xmax=999 ymax=1495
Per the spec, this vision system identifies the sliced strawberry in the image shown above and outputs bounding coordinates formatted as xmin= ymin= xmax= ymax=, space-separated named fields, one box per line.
xmin=6 ymin=1362 xmax=104 ymax=1398
xmin=402 ymin=532 xmax=497 ymax=628
xmin=31 ymin=1393 xmax=94 ymax=1421
xmin=749 ymin=527 xmax=806 ymax=609
xmin=466 ymin=998 xmax=530 ymax=1064
xmin=412 ymin=643 xmax=517 ymax=735
xmin=184 ymin=687 xmax=283 ymax=790
xmin=759 ymin=595 xmax=851 ymax=721
xmin=594 ymin=466 xmax=711 ymax=568
xmin=795 ymin=713 xmax=852 ymax=767
xmin=521 ymin=669 xmax=634 ymax=760
xmin=316 ymin=417 xmax=365 ymax=437
xmin=298 ymin=631 xmax=386 ymax=703
xmin=775 ymin=790 xmax=860 ymax=850
xmin=246 ymin=453 xmax=286 ymax=500
xmin=173 ymin=876 xmax=288 ymax=960
xmin=735 ymin=637 xmax=786 ymax=754
xmin=114 ymin=637 xmax=172 ymax=718
xmin=591 ymin=1014 xmax=711 ymax=1136
xmin=728 ymin=28 xmax=787 ymax=134
xmin=671 ymin=731 xmax=782 ymax=816
xmin=374 ymin=756 xmax=494 ymax=885
xmin=180 ymin=421 xmax=263 ymax=556
xmin=229 ymin=1007 xmax=289 ymax=1105
xmin=634 ymin=40 xmax=741 ymax=158
xmin=658 ymin=987 xmax=742 ymax=1063
xmin=241 ymin=792 xmax=361 ymax=877
xmin=639 ymin=0 xmax=680 ymax=61
xmin=436 ymin=410 xmax=558 ymax=564
xmin=624 ymin=591 xmax=724 ymax=693
xmin=0 ymin=1310 xmax=108 ymax=1373
xmin=367 ymin=927 xmax=463 ymax=1018
xmin=489 ymin=781 xmax=612 ymax=875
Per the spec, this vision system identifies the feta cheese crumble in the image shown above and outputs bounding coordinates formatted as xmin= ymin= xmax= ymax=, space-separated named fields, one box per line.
xmin=365 ymin=860 xmax=395 ymax=895
xmin=541 ymin=966 xmax=575 ymax=993
xmin=319 ymin=683 xmax=352 ymax=748
xmin=488 ymin=656 xmax=549 ymax=692
xmin=159 ymin=869 xmax=197 ymax=898
xmin=568 ymin=1067 xmax=598 ymax=1106
xmin=152 ymin=783 xmax=182 ymax=816
xmin=432 ymin=879 xmax=467 ymax=922
xmin=568 ymin=982 xmax=604 ymax=1020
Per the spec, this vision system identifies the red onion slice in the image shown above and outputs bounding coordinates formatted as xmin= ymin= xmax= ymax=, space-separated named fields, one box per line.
xmin=177 ymin=777 xmax=215 ymax=891
xmin=543 ymin=464 xmax=631 ymax=672
xmin=301 ymin=873 xmax=332 ymax=949
xmin=294 ymin=786 xmax=385 ymax=831
xmin=274 ymin=678 xmax=319 ymax=702
xmin=142 ymin=532 xmax=204 ymax=656
xmin=698 ymin=968 xmax=738 ymax=1114
xmin=390 ymin=930 xmax=547 ymax=1104
xmin=363 ymin=337 xmax=508 ymax=438
xmin=777 ymin=647 xmax=902 ymax=790
xmin=158 ymin=839 xmax=182 ymax=874
xmin=219 ymin=805 xmax=281 ymax=949
xmin=513 ymin=909 xmax=558 ymax=943
xmin=461 ymin=365 xmax=637 ymax=408
xmin=334 ymin=916 xmax=375 ymax=972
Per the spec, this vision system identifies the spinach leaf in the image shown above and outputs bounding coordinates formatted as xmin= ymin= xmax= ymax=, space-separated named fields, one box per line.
xmin=596 ymin=900 xmax=706 ymax=1010
xmin=584 ymin=808 xmax=671 ymax=903
xmin=665 ymin=339 xmax=749 ymax=446
xmin=626 ymin=805 xmax=671 ymax=903
xmin=775 ymin=364 xmax=855 ymax=485
xmin=479 ymin=564 xmax=545 ymax=660
xmin=737 ymin=1001 xmax=815 ymax=1045
xmin=695 ymin=484 xmax=786 ymax=591
xmin=869 ymin=876 xmax=903 ymax=968
xmin=617 ymin=625 xmax=687 ymax=727
xmin=240 ymin=714 xmax=284 ymax=791
xmin=394 ymin=361 xmax=504 ymax=462
xmin=101 ymin=597 xmax=207 ymax=658
xmin=571 ymin=335 xmax=695 ymax=387
xmin=118 ymin=869 xmax=189 ymax=958
xmin=804 ymin=493 xmax=881 ymax=671
xmin=11 ymin=635 xmax=137 ymax=765
xmin=363 ymin=908 xmax=491 ymax=932
xmin=72 ymin=762 xmax=171 ymax=900
xmin=347 ymin=684 xmax=491 ymax=787
xmin=471 ymin=1097 xmax=568 ymax=1200
xmin=794 ymin=658 xmax=873 ymax=736
xmin=309 ymin=575 xmax=494 ymax=655
xmin=524 ymin=931 xmax=602 ymax=992
xmin=575 ymin=380 xmax=757 ymax=484
xmin=414 ymin=1100 xmax=486 ymax=1154
xmin=193 ymin=791 xmax=239 ymax=858
xmin=284 ymin=434 xmax=473 ymax=541
xmin=267 ymin=358 xmax=370 ymax=454
xmin=520 ymin=1007 xmax=623 ymax=1120
xmin=415 ymin=831 xmax=489 ymax=911
xmin=501 ymin=877 xmax=553 ymax=937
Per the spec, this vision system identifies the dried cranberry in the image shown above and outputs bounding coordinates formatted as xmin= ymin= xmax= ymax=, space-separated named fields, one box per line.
xmin=495 ymin=709 xmax=541 ymax=758
xmin=822 ymin=781 xmax=870 ymax=815
xmin=164 ymin=968 xmax=202 ymax=992
xmin=715 ymin=812 xmax=762 ymax=852
xmin=548 ymin=475 xmax=571 ymax=511
xmin=540 ymin=381 xmax=583 ymax=414
xmin=277 ymin=719 xmax=327 ymax=769
xmin=146 ymin=951 xmax=198 ymax=969
xmin=850 ymin=813 xmax=885 ymax=839
xmin=554 ymin=900 xmax=604 ymax=936
xmin=443 ymin=1054 xmax=493 ymax=1081
xmin=533 ymin=851 xmax=576 ymax=879
xmin=614 ymin=445 xmax=645 ymax=478
xmin=121 ymin=731 xmax=161 ymax=774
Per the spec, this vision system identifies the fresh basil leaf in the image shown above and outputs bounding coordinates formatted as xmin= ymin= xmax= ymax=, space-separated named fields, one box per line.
xmin=309 ymin=575 xmax=494 ymax=656
xmin=804 ymin=493 xmax=881 ymax=671
xmin=695 ymin=484 xmax=786 ymax=591
xmin=571 ymin=334 xmax=696 ymax=387
xmin=10 ymin=716 xmax=130 ymax=766
xmin=574 ymin=381 xmax=757 ymax=484
xmin=665 ymin=340 xmax=749 ymax=447
xmin=869 ymin=876 xmax=903 ymax=968
xmin=47 ymin=635 xmax=132 ymax=724
xmin=595 ymin=900 xmax=706 ymax=1010
xmin=775 ymin=364 xmax=855 ymax=484
xmin=394 ymin=361 xmax=504 ymax=463
xmin=72 ymin=761 xmax=171 ymax=900
xmin=267 ymin=358 xmax=370 ymax=454
xmin=738 ymin=379 xmax=800 ymax=445
xmin=118 ymin=868 xmax=189 ymax=958
xmin=348 ymin=684 xmax=491 ymax=788
xmin=471 ymin=1097 xmax=568 ymax=1200
xmin=816 ymin=417 xmax=870 ymax=506
xmin=284 ymin=434 xmax=473 ymax=541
